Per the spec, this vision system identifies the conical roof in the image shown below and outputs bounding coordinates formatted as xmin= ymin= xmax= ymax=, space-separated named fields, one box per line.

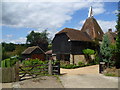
xmin=81 ymin=17 xmax=104 ymax=41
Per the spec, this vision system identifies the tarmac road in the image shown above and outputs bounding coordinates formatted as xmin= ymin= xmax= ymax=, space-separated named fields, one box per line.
xmin=59 ymin=74 xmax=118 ymax=88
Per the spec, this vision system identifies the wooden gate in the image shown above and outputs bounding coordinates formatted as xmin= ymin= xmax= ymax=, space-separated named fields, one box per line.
xmin=52 ymin=60 xmax=60 ymax=75
xmin=1 ymin=60 xmax=60 ymax=82
xmin=19 ymin=62 xmax=49 ymax=80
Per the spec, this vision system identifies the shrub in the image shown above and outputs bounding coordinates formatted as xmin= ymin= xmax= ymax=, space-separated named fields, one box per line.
xmin=1 ymin=57 xmax=18 ymax=68
xmin=21 ymin=59 xmax=48 ymax=75
xmin=78 ymin=61 xmax=85 ymax=67
xmin=61 ymin=64 xmax=85 ymax=69
xmin=22 ymin=59 xmax=48 ymax=66
xmin=52 ymin=60 xmax=60 ymax=65
xmin=103 ymin=67 xmax=120 ymax=77
xmin=94 ymin=51 xmax=99 ymax=64
xmin=61 ymin=64 xmax=77 ymax=69
xmin=83 ymin=49 xmax=95 ymax=63
xmin=83 ymin=49 xmax=95 ymax=55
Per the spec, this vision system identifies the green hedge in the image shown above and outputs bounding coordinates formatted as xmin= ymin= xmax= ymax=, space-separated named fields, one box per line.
xmin=1 ymin=57 xmax=18 ymax=68
xmin=60 ymin=62 xmax=86 ymax=69
xmin=60 ymin=61 xmax=98 ymax=69
xmin=22 ymin=59 xmax=48 ymax=66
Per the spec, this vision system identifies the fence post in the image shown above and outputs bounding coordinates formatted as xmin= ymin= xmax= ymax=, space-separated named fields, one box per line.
xmin=48 ymin=60 xmax=52 ymax=75
xmin=99 ymin=62 xmax=105 ymax=73
xmin=58 ymin=60 xmax=60 ymax=75
xmin=15 ymin=62 xmax=20 ymax=81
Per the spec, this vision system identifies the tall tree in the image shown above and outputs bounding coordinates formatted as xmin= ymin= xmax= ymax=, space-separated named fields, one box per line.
xmin=26 ymin=30 xmax=50 ymax=51
xmin=100 ymin=34 xmax=112 ymax=68
xmin=115 ymin=2 xmax=120 ymax=68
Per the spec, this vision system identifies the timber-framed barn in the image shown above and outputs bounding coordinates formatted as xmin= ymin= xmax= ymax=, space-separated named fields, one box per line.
xmin=52 ymin=7 xmax=104 ymax=65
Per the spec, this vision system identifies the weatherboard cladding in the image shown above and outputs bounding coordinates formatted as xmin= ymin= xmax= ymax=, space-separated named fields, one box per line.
xmin=52 ymin=33 xmax=71 ymax=54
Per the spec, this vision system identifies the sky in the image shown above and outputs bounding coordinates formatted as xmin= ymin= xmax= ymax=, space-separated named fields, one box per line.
xmin=1 ymin=1 xmax=119 ymax=44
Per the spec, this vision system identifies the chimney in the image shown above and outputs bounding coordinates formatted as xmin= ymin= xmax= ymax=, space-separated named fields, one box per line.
xmin=108 ymin=28 xmax=112 ymax=32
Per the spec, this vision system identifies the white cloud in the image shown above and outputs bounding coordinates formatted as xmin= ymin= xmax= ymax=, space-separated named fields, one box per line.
xmin=0 ymin=39 xmax=2 ymax=43
xmin=2 ymin=2 xmax=105 ymax=37
xmin=2 ymin=0 xmax=119 ymax=2
xmin=92 ymin=2 xmax=105 ymax=15
xmin=6 ymin=34 xmax=13 ymax=38
xmin=14 ymin=37 xmax=27 ymax=43
xmin=77 ymin=19 xmax=117 ymax=33
xmin=112 ymin=10 xmax=118 ymax=14
xmin=75 ymin=20 xmax=85 ymax=30
xmin=3 ymin=37 xmax=27 ymax=44
xmin=97 ymin=20 xmax=117 ymax=32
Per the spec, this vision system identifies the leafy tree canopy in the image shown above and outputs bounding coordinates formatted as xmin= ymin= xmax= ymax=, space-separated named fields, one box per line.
xmin=26 ymin=30 xmax=50 ymax=51
xmin=2 ymin=42 xmax=15 ymax=52
xmin=83 ymin=49 xmax=95 ymax=55
xmin=116 ymin=3 xmax=120 ymax=52
xmin=115 ymin=2 xmax=120 ymax=68
xmin=100 ymin=34 xmax=112 ymax=67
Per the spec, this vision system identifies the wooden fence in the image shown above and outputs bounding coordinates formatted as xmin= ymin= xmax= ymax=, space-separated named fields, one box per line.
xmin=1 ymin=60 xmax=60 ymax=82
xmin=2 ymin=63 xmax=19 ymax=83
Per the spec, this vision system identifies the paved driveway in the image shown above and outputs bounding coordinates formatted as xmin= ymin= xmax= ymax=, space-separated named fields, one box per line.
xmin=2 ymin=76 xmax=63 ymax=88
xmin=59 ymin=74 xmax=118 ymax=88
xmin=60 ymin=65 xmax=118 ymax=88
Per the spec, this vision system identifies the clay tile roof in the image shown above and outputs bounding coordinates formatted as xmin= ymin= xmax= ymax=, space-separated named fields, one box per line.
xmin=45 ymin=50 xmax=52 ymax=54
xmin=22 ymin=46 xmax=45 ymax=54
xmin=81 ymin=17 xmax=104 ymax=40
xmin=56 ymin=28 xmax=92 ymax=42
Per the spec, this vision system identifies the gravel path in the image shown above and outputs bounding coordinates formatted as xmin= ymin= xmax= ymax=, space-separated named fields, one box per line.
xmin=60 ymin=65 xmax=118 ymax=88
xmin=60 ymin=65 xmax=99 ymax=75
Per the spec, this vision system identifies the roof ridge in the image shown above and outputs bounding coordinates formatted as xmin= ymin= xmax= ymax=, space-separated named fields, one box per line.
xmin=22 ymin=46 xmax=45 ymax=54
xmin=63 ymin=27 xmax=80 ymax=31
